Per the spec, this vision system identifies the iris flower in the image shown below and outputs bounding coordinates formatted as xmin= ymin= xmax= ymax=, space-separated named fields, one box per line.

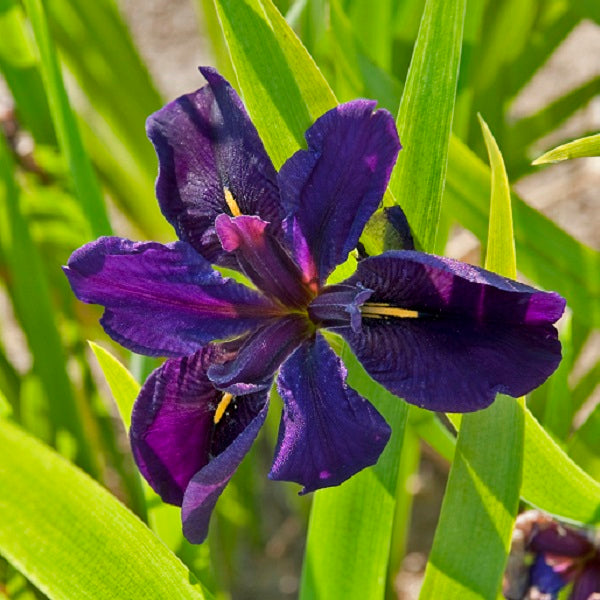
xmin=65 ymin=68 xmax=565 ymax=543
xmin=504 ymin=511 xmax=600 ymax=600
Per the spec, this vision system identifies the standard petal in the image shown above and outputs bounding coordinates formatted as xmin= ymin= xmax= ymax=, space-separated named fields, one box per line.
xmin=208 ymin=315 xmax=310 ymax=393
xmin=269 ymin=334 xmax=391 ymax=493
xmin=147 ymin=67 xmax=281 ymax=266
xmin=182 ymin=395 xmax=269 ymax=543
xmin=130 ymin=349 xmax=269 ymax=510
xmin=215 ymin=214 xmax=313 ymax=307
xmin=278 ymin=100 xmax=401 ymax=285
xmin=64 ymin=237 xmax=277 ymax=356
xmin=339 ymin=251 xmax=565 ymax=412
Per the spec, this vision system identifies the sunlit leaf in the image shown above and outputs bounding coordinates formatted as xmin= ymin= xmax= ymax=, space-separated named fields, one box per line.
xmin=89 ymin=342 xmax=140 ymax=430
xmin=420 ymin=115 xmax=522 ymax=600
xmin=0 ymin=419 xmax=212 ymax=600
xmin=532 ymin=133 xmax=600 ymax=164
xmin=388 ymin=0 xmax=466 ymax=252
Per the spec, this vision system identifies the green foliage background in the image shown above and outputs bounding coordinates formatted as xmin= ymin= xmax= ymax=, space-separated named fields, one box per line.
xmin=0 ymin=0 xmax=598 ymax=598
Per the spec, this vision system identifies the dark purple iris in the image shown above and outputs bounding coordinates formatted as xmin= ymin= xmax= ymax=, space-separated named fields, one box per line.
xmin=504 ymin=511 xmax=600 ymax=600
xmin=64 ymin=67 xmax=565 ymax=543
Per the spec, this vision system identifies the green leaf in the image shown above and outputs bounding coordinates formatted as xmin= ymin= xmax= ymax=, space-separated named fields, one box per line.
xmin=88 ymin=342 xmax=151 ymax=522
xmin=420 ymin=116 xmax=522 ymax=600
xmin=409 ymin=408 xmax=455 ymax=462
xmin=46 ymin=0 xmax=163 ymax=167
xmin=346 ymin=0 xmax=393 ymax=72
xmin=213 ymin=0 xmax=336 ymax=168
xmin=328 ymin=0 xmax=401 ymax=113
xmin=0 ymin=0 xmax=55 ymax=143
xmin=0 ymin=343 xmax=20 ymax=418
xmin=522 ymin=409 xmax=600 ymax=523
xmin=470 ymin=0 xmax=536 ymax=94
xmin=22 ymin=0 xmax=111 ymax=238
xmin=0 ymin=418 xmax=211 ymax=600
xmin=89 ymin=342 xmax=140 ymax=430
xmin=0 ymin=132 xmax=96 ymax=475
xmin=441 ymin=406 xmax=600 ymax=525
xmin=42 ymin=0 xmax=171 ymax=240
xmin=388 ymin=0 xmax=466 ymax=252
xmin=444 ymin=136 xmax=600 ymax=329
xmin=532 ymin=133 xmax=600 ymax=164
xmin=0 ymin=389 xmax=11 ymax=418
xmin=479 ymin=115 xmax=515 ymax=278
xmin=421 ymin=399 xmax=523 ymax=599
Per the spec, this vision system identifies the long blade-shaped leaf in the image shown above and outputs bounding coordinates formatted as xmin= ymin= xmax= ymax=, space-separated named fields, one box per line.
xmin=0 ymin=0 xmax=54 ymax=143
xmin=532 ymin=133 xmax=600 ymax=164
xmin=89 ymin=342 xmax=140 ymax=430
xmin=214 ymin=0 xmax=336 ymax=165
xmin=0 ymin=133 xmax=96 ymax=475
xmin=522 ymin=410 xmax=600 ymax=523
xmin=0 ymin=418 xmax=211 ymax=600
xmin=420 ymin=116 xmax=522 ymax=599
xmin=479 ymin=116 xmax=515 ymax=277
xmin=388 ymin=0 xmax=466 ymax=251
xmin=22 ymin=0 xmax=111 ymax=237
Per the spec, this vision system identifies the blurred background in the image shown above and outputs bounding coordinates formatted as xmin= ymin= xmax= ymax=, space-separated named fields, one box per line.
xmin=0 ymin=1 xmax=598 ymax=598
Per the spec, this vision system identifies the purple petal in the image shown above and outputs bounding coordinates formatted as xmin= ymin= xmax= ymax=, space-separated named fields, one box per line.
xmin=279 ymin=100 xmax=401 ymax=285
xmin=64 ymin=237 xmax=276 ymax=356
xmin=529 ymin=555 xmax=567 ymax=597
xmin=130 ymin=350 xmax=216 ymax=504
xmin=339 ymin=251 xmax=565 ymax=412
xmin=529 ymin=524 xmax=593 ymax=558
xmin=208 ymin=315 xmax=310 ymax=393
xmin=571 ymin=560 xmax=600 ymax=600
xmin=130 ymin=349 xmax=269 ymax=508
xmin=147 ymin=67 xmax=281 ymax=266
xmin=182 ymin=396 xmax=269 ymax=543
xmin=215 ymin=214 xmax=313 ymax=307
xmin=269 ymin=334 xmax=391 ymax=493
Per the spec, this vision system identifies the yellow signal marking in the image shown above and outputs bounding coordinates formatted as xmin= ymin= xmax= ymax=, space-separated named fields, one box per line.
xmin=214 ymin=392 xmax=234 ymax=424
xmin=360 ymin=303 xmax=419 ymax=319
xmin=224 ymin=188 xmax=242 ymax=217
